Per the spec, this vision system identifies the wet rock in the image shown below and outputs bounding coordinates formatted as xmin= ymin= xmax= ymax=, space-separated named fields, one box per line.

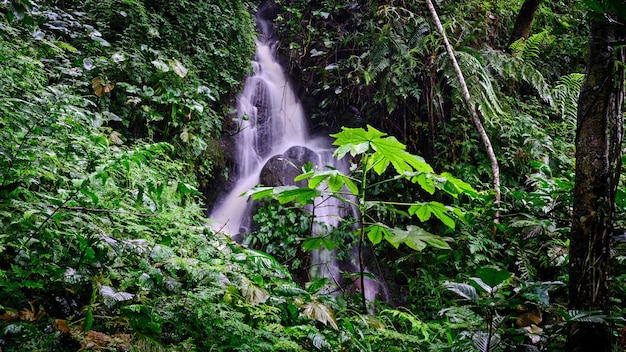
xmin=259 ymin=146 xmax=319 ymax=187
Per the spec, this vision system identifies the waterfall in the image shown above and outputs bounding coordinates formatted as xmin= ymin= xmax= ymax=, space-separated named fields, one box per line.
xmin=209 ymin=32 xmax=309 ymax=236
xmin=209 ymin=7 xmax=387 ymax=303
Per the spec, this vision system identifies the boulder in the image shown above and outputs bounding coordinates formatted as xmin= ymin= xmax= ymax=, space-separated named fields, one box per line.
xmin=259 ymin=145 xmax=319 ymax=187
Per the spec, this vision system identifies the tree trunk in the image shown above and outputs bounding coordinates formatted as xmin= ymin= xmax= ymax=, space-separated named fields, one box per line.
xmin=507 ymin=0 xmax=543 ymax=48
xmin=566 ymin=19 xmax=624 ymax=352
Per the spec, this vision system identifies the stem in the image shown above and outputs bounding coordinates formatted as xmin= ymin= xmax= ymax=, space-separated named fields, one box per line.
xmin=357 ymin=155 xmax=369 ymax=312
xmin=425 ymin=0 xmax=501 ymax=236
xmin=25 ymin=194 xmax=75 ymax=247
xmin=485 ymin=307 xmax=494 ymax=352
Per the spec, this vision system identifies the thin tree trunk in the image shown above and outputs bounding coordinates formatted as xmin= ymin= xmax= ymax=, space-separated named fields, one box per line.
xmin=507 ymin=0 xmax=543 ymax=48
xmin=566 ymin=19 xmax=624 ymax=352
xmin=425 ymin=0 xmax=501 ymax=228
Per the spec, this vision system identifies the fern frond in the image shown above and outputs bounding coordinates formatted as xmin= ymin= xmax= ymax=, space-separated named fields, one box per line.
xmin=509 ymin=30 xmax=552 ymax=60
xmin=440 ymin=50 xmax=505 ymax=121
xmin=566 ymin=310 xmax=607 ymax=323
xmin=473 ymin=331 xmax=502 ymax=352
xmin=482 ymin=48 xmax=553 ymax=105
xmin=509 ymin=37 xmax=526 ymax=55
xmin=407 ymin=18 xmax=430 ymax=49
xmin=515 ymin=247 xmax=538 ymax=280
xmin=552 ymin=73 xmax=584 ymax=122
xmin=520 ymin=64 xmax=553 ymax=105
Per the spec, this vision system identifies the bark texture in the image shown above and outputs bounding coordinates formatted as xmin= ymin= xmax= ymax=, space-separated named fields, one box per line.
xmin=566 ymin=19 xmax=624 ymax=352
xmin=507 ymin=0 xmax=543 ymax=48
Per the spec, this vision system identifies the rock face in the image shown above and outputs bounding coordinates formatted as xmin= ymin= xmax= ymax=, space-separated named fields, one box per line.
xmin=259 ymin=146 xmax=319 ymax=187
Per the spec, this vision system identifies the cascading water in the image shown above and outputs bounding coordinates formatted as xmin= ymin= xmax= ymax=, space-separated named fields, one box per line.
xmin=209 ymin=35 xmax=307 ymax=236
xmin=210 ymin=6 xmax=386 ymax=302
xmin=209 ymin=6 xmax=310 ymax=232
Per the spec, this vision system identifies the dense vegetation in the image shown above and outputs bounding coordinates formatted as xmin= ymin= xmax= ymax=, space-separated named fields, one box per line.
xmin=0 ymin=0 xmax=624 ymax=351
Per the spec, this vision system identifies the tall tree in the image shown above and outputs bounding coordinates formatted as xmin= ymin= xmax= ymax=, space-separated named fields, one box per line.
xmin=567 ymin=8 xmax=625 ymax=351
xmin=507 ymin=0 xmax=543 ymax=48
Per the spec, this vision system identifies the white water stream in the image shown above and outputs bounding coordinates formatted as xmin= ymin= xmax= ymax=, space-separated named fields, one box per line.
xmin=209 ymin=15 xmax=386 ymax=302
xmin=209 ymin=37 xmax=308 ymax=236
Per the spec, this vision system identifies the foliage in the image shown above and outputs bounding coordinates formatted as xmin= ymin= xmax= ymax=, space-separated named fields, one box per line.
xmin=0 ymin=3 xmax=471 ymax=351
xmin=442 ymin=267 xmax=565 ymax=352
xmin=15 ymin=0 xmax=257 ymax=186
xmin=245 ymin=125 xmax=476 ymax=310
xmin=2 ymin=0 xmax=626 ymax=350
xmin=246 ymin=202 xmax=312 ymax=272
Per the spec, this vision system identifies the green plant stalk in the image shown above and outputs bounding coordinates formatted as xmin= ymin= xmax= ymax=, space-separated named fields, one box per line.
xmin=357 ymin=153 xmax=369 ymax=312
xmin=26 ymin=193 xmax=76 ymax=247
xmin=84 ymin=283 xmax=98 ymax=333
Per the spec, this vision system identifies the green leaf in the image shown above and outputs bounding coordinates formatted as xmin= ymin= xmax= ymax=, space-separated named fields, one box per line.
xmin=471 ymin=267 xmax=511 ymax=293
xmin=305 ymin=278 xmax=329 ymax=294
xmin=440 ymin=172 xmax=478 ymax=197
xmin=443 ymin=281 xmax=479 ymax=301
xmin=386 ymin=225 xmax=450 ymax=251
xmin=327 ymin=173 xmax=344 ymax=192
xmin=423 ymin=236 xmax=453 ymax=249
xmin=23 ymin=209 xmax=38 ymax=221
xmin=409 ymin=201 xmax=456 ymax=228
xmin=294 ymin=170 xmax=316 ymax=182
xmin=80 ymin=188 xmax=99 ymax=206
xmin=243 ymin=186 xmax=275 ymax=200
xmin=366 ymin=223 xmax=389 ymax=245
xmin=331 ymin=125 xmax=385 ymax=158
xmin=332 ymin=125 xmax=434 ymax=176
xmin=302 ymin=236 xmax=338 ymax=251
xmin=414 ymin=173 xmax=435 ymax=194
xmin=237 ymin=248 xmax=292 ymax=279
xmin=275 ymin=187 xmax=320 ymax=204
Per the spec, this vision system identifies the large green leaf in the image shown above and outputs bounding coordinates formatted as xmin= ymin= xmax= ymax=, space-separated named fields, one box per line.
xmin=408 ymin=201 xmax=456 ymax=229
xmin=302 ymin=236 xmax=339 ymax=251
xmin=414 ymin=173 xmax=436 ymax=194
xmin=295 ymin=168 xmax=358 ymax=195
xmin=443 ymin=282 xmax=479 ymax=301
xmin=386 ymin=225 xmax=451 ymax=251
xmin=470 ymin=267 xmax=511 ymax=293
xmin=242 ymin=186 xmax=320 ymax=205
xmin=366 ymin=223 xmax=390 ymax=245
xmin=331 ymin=125 xmax=433 ymax=175
xmin=331 ymin=125 xmax=381 ymax=158
xmin=440 ymin=172 xmax=478 ymax=197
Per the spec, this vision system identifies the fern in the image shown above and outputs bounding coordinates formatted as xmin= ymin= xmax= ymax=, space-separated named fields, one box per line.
xmin=483 ymin=48 xmax=553 ymax=105
xmin=515 ymin=246 xmax=539 ymax=281
xmin=472 ymin=331 xmax=502 ymax=352
xmin=509 ymin=30 xmax=552 ymax=60
xmin=441 ymin=50 xmax=505 ymax=121
xmin=565 ymin=310 xmax=607 ymax=323
xmin=100 ymin=285 xmax=134 ymax=308
xmin=552 ymin=73 xmax=584 ymax=123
